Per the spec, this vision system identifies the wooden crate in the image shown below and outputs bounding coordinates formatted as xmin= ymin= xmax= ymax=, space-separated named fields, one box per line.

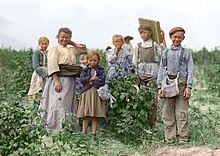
xmin=138 ymin=18 xmax=162 ymax=44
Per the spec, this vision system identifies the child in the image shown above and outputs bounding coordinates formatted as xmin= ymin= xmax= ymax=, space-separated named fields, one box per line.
xmin=27 ymin=36 xmax=49 ymax=99
xmin=132 ymin=24 xmax=166 ymax=132
xmin=79 ymin=54 xmax=88 ymax=68
xmin=106 ymin=34 xmax=133 ymax=84
xmin=75 ymin=54 xmax=88 ymax=106
xmin=157 ymin=27 xmax=194 ymax=144
xmin=77 ymin=50 xmax=105 ymax=140
xmin=39 ymin=27 xmax=87 ymax=133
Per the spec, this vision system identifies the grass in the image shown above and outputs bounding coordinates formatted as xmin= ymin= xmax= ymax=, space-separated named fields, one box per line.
xmin=1 ymin=47 xmax=220 ymax=155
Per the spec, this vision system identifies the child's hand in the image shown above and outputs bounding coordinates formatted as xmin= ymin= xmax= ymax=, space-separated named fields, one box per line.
xmin=93 ymin=76 xmax=99 ymax=80
xmin=90 ymin=76 xmax=99 ymax=81
xmin=91 ymin=76 xmax=99 ymax=81
xmin=158 ymin=89 xmax=165 ymax=98
xmin=184 ymin=87 xmax=191 ymax=99
xmin=86 ymin=82 xmax=93 ymax=86
xmin=161 ymin=29 xmax=165 ymax=40
xmin=115 ymin=45 xmax=121 ymax=56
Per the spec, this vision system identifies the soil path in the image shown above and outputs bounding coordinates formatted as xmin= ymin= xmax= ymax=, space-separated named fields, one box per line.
xmin=155 ymin=146 xmax=220 ymax=156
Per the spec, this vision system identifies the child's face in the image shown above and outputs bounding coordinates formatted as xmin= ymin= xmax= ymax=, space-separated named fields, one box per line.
xmin=170 ymin=32 xmax=185 ymax=47
xmin=58 ymin=32 xmax=71 ymax=47
xmin=113 ymin=37 xmax=124 ymax=48
xmin=39 ymin=41 xmax=49 ymax=51
xmin=88 ymin=55 xmax=99 ymax=68
xmin=140 ymin=30 xmax=152 ymax=41
xmin=80 ymin=55 xmax=87 ymax=65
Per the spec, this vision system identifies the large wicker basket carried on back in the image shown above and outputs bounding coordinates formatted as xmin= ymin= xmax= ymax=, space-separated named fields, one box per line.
xmin=138 ymin=18 xmax=162 ymax=44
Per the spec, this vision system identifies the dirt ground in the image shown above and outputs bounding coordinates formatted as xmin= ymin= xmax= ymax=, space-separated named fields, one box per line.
xmin=155 ymin=146 xmax=220 ymax=156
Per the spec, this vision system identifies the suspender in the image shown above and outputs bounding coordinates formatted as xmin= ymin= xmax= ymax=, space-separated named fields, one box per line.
xmin=163 ymin=47 xmax=184 ymax=68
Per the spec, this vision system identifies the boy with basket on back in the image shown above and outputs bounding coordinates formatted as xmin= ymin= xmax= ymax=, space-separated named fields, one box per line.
xmin=132 ymin=24 xmax=166 ymax=131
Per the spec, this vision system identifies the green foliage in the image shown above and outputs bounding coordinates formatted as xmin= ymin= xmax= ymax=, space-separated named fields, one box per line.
xmin=97 ymin=49 xmax=107 ymax=68
xmin=0 ymin=96 xmax=45 ymax=155
xmin=189 ymin=105 xmax=220 ymax=146
xmin=106 ymin=75 xmax=155 ymax=144
xmin=189 ymin=90 xmax=220 ymax=147
xmin=0 ymin=48 xmax=97 ymax=155
xmin=206 ymin=64 xmax=220 ymax=96
xmin=192 ymin=47 xmax=220 ymax=95
xmin=1 ymin=46 xmax=220 ymax=155
xmin=0 ymin=48 xmax=33 ymax=95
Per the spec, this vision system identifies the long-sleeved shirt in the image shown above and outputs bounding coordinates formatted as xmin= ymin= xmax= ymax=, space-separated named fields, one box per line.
xmin=32 ymin=50 xmax=48 ymax=78
xmin=157 ymin=45 xmax=194 ymax=89
xmin=80 ymin=65 xmax=105 ymax=94
xmin=106 ymin=48 xmax=132 ymax=66
xmin=106 ymin=48 xmax=133 ymax=83
xmin=48 ymin=44 xmax=81 ymax=76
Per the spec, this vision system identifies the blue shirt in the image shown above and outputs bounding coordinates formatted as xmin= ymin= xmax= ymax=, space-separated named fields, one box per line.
xmin=157 ymin=45 xmax=194 ymax=89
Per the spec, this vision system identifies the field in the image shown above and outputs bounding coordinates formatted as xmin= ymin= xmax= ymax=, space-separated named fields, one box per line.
xmin=0 ymin=47 xmax=220 ymax=156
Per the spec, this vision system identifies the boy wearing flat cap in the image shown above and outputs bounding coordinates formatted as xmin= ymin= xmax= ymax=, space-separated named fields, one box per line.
xmin=157 ymin=27 xmax=194 ymax=144
xmin=132 ymin=24 xmax=166 ymax=132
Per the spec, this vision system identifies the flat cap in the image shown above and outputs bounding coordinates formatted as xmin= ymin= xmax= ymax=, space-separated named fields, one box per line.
xmin=169 ymin=27 xmax=185 ymax=36
xmin=138 ymin=24 xmax=152 ymax=32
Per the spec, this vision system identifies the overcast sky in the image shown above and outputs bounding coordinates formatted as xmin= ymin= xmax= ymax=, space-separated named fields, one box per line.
xmin=0 ymin=0 xmax=220 ymax=51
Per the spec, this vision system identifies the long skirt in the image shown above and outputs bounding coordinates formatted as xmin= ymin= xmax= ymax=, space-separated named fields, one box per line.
xmin=77 ymin=86 xmax=105 ymax=118
xmin=38 ymin=76 xmax=79 ymax=133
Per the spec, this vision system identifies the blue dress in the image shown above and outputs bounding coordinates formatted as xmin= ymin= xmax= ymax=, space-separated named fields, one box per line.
xmin=106 ymin=48 xmax=133 ymax=84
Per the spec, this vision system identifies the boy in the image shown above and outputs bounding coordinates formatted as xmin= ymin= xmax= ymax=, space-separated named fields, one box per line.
xmin=157 ymin=27 xmax=194 ymax=144
xmin=132 ymin=24 xmax=166 ymax=132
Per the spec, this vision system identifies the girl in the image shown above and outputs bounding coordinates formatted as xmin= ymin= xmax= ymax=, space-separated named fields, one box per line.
xmin=39 ymin=27 xmax=86 ymax=133
xmin=27 ymin=36 xmax=49 ymax=99
xmin=106 ymin=34 xmax=133 ymax=84
xmin=77 ymin=50 xmax=105 ymax=140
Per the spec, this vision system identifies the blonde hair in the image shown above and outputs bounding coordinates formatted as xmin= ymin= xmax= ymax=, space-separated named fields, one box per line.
xmin=112 ymin=34 xmax=124 ymax=43
xmin=38 ymin=36 xmax=49 ymax=45
xmin=86 ymin=49 xmax=101 ymax=64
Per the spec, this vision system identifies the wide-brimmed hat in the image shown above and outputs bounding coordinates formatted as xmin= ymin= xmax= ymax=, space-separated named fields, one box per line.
xmin=124 ymin=35 xmax=134 ymax=40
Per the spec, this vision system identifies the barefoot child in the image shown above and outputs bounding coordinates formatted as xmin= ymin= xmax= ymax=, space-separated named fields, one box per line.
xmin=77 ymin=50 xmax=106 ymax=140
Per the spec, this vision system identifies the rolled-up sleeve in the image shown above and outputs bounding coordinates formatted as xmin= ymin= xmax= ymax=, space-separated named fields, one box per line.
xmin=48 ymin=47 xmax=59 ymax=75
xmin=132 ymin=45 xmax=139 ymax=66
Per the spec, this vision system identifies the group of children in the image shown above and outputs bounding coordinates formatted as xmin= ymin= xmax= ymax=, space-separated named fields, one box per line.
xmin=28 ymin=25 xmax=194 ymax=144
